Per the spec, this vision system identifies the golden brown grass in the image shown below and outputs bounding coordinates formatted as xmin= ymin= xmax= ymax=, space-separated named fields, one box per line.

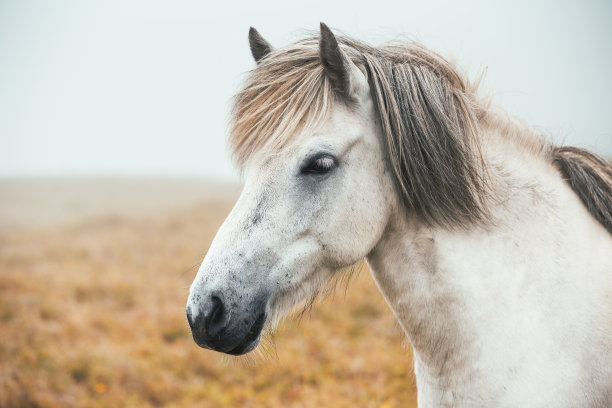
xmin=0 ymin=192 xmax=417 ymax=408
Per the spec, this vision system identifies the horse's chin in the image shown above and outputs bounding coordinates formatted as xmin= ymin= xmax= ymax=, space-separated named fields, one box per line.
xmin=225 ymin=337 xmax=261 ymax=355
xmin=190 ymin=311 xmax=267 ymax=355
xmin=224 ymin=312 xmax=267 ymax=356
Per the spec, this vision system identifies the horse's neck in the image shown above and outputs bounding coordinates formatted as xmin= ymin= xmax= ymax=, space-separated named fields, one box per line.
xmin=366 ymin=145 xmax=612 ymax=407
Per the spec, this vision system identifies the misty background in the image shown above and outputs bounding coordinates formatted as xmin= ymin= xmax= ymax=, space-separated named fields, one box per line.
xmin=1 ymin=0 xmax=611 ymax=182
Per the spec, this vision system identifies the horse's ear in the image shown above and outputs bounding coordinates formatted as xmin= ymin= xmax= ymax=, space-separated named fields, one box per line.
xmin=249 ymin=27 xmax=273 ymax=64
xmin=319 ymin=22 xmax=368 ymax=100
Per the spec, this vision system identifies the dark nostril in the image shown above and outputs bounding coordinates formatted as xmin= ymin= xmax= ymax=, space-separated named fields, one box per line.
xmin=209 ymin=296 xmax=223 ymax=323
xmin=206 ymin=295 xmax=229 ymax=338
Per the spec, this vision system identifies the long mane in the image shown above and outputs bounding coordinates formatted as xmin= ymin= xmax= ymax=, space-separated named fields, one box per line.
xmin=229 ymin=34 xmax=612 ymax=232
xmin=551 ymin=146 xmax=612 ymax=234
xmin=358 ymin=42 xmax=489 ymax=228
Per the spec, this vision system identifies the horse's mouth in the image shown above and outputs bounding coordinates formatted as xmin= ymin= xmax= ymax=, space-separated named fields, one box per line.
xmin=226 ymin=312 xmax=267 ymax=355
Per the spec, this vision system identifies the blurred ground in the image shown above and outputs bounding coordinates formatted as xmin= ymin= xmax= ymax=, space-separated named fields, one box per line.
xmin=0 ymin=178 xmax=417 ymax=408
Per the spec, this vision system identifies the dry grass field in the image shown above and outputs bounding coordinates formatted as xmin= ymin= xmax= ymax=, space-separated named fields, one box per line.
xmin=0 ymin=179 xmax=417 ymax=408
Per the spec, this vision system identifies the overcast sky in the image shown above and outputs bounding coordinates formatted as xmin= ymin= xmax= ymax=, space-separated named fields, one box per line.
xmin=1 ymin=0 xmax=610 ymax=181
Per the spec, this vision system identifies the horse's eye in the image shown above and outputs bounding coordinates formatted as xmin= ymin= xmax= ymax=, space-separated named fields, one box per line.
xmin=301 ymin=154 xmax=337 ymax=175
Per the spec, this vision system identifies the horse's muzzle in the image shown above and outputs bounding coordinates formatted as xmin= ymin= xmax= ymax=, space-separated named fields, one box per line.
xmin=186 ymin=293 xmax=267 ymax=355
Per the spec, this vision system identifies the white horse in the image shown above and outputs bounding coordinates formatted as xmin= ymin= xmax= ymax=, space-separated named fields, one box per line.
xmin=187 ymin=23 xmax=612 ymax=407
